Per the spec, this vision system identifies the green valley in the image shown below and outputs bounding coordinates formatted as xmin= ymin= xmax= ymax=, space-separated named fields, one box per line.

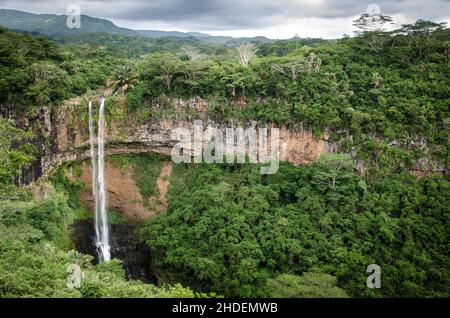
xmin=0 ymin=6 xmax=449 ymax=300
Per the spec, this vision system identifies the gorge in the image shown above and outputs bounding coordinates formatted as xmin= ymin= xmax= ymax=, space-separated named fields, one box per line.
xmin=18 ymin=97 xmax=338 ymax=185
xmin=1 ymin=17 xmax=448 ymax=298
xmin=13 ymin=96 xmax=338 ymax=284
xmin=46 ymin=96 xmax=337 ymax=281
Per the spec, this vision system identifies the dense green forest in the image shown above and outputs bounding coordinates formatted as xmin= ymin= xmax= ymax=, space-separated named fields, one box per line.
xmin=0 ymin=120 xmax=209 ymax=297
xmin=0 ymin=12 xmax=449 ymax=298
xmin=140 ymin=157 xmax=449 ymax=297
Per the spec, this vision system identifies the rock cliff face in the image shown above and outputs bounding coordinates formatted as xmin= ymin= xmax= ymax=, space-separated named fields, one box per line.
xmin=67 ymin=160 xmax=172 ymax=220
xmin=22 ymin=102 xmax=336 ymax=183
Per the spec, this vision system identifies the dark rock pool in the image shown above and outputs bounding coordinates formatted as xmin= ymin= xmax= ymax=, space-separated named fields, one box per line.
xmin=70 ymin=219 xmax=158 ymax=285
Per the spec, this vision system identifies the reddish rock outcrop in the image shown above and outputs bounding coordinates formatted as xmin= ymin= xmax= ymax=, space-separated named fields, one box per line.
xmin=68 ymin=161 xmax=172 ymax=220
xmin=39 ymin=103 xmax=336 ymax=179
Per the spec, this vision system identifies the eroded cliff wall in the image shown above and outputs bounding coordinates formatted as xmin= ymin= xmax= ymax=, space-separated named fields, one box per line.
xmin=23 ymin=101 xmax=335 ymax=183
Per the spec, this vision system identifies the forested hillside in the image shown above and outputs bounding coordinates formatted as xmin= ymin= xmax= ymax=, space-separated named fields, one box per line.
xmin=0 ymin=13 xmax=449 ymax=298
xmin=0 ymin=9 xmax=271 ymax=45
xmin=141 ymin=158 xmax=449 ymax=297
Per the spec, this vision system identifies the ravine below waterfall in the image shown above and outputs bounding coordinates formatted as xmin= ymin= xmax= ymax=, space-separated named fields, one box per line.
xmin=71 ymin=219 xmax=158 ymax=285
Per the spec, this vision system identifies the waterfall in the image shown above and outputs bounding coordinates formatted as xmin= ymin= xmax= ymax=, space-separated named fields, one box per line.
xmin=88 ymin=101 xmax=99 ymax=250
xmin=88 ymin=99 xmax=111 ymax=262
xmin=97 ymin=98 xmax=111 ymax=261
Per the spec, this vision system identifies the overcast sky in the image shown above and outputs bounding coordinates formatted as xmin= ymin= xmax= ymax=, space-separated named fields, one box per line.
xmin=1 ymin=0 xmax=449 ymax=39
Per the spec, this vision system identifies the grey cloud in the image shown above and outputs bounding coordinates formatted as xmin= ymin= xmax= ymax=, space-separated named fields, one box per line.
xmin=2 ymin=0 xmax=449 ymax=31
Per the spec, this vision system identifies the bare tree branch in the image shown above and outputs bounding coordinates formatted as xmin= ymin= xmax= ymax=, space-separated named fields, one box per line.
xmin=180 ymin=45 xmax=203 ymax=61
xmin=271 ymin=53 xmax=322 ymax=81
xmin=237 ymin=43 xmax=258 ymax=68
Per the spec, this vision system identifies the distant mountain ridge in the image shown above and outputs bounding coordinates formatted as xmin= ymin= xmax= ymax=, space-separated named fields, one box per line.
xmin=0 ymin=8 xmax=273 ymax=44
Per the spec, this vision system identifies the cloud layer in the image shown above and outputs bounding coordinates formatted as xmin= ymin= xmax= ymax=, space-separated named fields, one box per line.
xmin=1 ymin=0 xmax=449 ymax=38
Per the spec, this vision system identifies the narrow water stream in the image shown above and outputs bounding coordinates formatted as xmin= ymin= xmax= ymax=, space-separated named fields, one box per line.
xmin=73 ymin=100 xmax=158 ymax=285
xmin=71 ymin=220 xmax=158 ymax=285
xmin=88 ymin=99 xmax=111 ymax=262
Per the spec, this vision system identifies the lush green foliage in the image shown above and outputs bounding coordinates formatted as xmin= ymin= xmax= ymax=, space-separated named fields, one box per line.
xmin=106 ymin=64 xmax=139 ymax=95
xmin=58 ymin=33 xmax=223 ymax=58
xmin=0 ymin=118 xmax=35 ymax=185
xmin=0 ymin=16 xmax=449 ymax=299
xmin=0 ymin=186 xmax=205 ymax=298
xmin=0 ymin=27 xmax=115 ymax=112
xmin=0 ymin=126 xmax=201 ymax=298
xmin=265 ymin=273 xmax=348 ymax=298
xmin=140 ymin=159 xmax=449 ymax=297
xmin=125 ymin=21 xmax=449 ymax=168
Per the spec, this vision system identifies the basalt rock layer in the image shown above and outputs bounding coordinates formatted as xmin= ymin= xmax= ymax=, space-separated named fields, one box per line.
xmin=19 ymin=100 xmax=336 ymax=184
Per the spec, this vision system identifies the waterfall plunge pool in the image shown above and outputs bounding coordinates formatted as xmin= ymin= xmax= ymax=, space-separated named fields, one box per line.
xmin=70 ymin=219 xmax=158 ymax=285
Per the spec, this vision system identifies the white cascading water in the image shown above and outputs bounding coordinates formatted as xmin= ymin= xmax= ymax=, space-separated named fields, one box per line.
xmin=88 ymin=101 xmax=99 ymax=248
xmin=88 ymin=99 xmax=111 ymax=262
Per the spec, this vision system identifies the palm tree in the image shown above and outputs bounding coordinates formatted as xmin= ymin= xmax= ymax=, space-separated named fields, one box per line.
xmin=106 ymin=64 xmax=139 ymax=95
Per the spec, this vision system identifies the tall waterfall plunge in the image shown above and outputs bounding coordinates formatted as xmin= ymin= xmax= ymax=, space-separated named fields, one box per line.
xmin=88 ymin=99 xmax=111 ymax=262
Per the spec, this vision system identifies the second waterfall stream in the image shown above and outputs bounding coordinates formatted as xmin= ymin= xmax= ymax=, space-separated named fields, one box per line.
xmin=88 ymin=98 xmax=111 ymax=262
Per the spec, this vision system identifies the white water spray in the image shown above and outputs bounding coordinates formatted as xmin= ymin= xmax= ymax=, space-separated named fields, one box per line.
xmin=88 ymin=101 xmax=99 ymax=247
xmin=89 ymin=99 xmax=111 ymax=262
